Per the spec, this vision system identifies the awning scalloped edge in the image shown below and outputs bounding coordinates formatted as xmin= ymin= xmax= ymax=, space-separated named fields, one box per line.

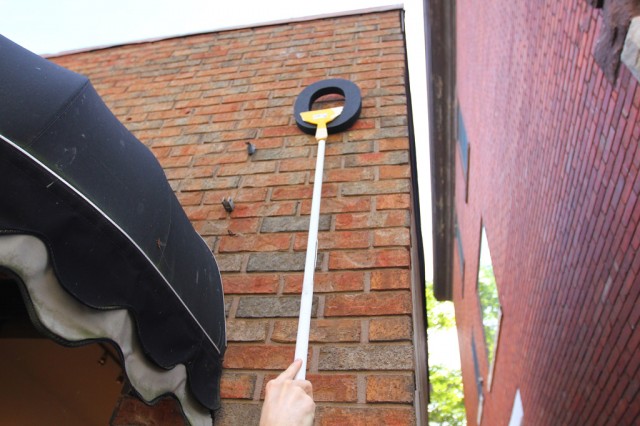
xmin=0 ymin=234 xmax=211 ymax=426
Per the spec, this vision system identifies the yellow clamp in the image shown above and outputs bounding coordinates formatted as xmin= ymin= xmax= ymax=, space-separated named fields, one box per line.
xmin=299 ymin=106 xmax=343 ymax=141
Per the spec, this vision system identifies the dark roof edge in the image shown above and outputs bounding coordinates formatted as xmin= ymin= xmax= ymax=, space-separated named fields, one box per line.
xmin=425 ymin=0 xmax=456 ymax=301
xmin=43 ymin=5 xmax=404 ymax=58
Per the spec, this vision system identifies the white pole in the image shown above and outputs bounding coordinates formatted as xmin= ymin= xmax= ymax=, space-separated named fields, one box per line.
xmin=293 ymin=138 xmax=326 ymax=381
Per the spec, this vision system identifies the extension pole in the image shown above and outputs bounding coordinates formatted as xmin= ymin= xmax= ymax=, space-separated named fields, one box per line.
xmin=293 ymin=136 xmax=326 ymax=380
xmin=293 ymin=106 xmax=342 ymax=380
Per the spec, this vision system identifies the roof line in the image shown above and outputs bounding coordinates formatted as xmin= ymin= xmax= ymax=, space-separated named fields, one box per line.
xmin=44 ymin=4 xmax=404 ymax=58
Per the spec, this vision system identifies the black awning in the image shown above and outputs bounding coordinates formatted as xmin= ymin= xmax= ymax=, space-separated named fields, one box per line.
xmin=0 ymin=35 xmax=226 ymax=424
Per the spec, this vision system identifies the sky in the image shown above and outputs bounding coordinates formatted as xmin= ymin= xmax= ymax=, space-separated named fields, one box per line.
xmin=2 ymin=1 xmax=406 ymax=55
xmin=1 ymin=0 xmax=446 ymax=358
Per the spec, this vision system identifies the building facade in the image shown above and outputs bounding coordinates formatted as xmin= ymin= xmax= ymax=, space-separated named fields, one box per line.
xmin=39 ymin=9 xmax=429 ymax=425
xmin=427 ymin=0 xmax=640 ymax=424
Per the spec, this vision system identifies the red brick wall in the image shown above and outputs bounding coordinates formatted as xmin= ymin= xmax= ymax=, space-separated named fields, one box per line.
xmin=52 ymin=10 xmax=422 ymax=425
xmin=454 ymin=1 xmax=640 ymax=424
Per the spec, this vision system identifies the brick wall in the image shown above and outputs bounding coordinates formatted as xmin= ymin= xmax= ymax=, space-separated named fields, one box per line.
xmin=454 ymin=1 xmax=640 ymax=424
xmin=51 ymin=10 xmax=422 ymax=425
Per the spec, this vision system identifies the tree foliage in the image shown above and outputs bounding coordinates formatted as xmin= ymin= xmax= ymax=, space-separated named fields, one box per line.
xmin=477 ymin=264 xmax=500 ymax=367
xmin=426 ymin=281 xmax=456 ymax=330
xmin=429 ymin=364 xmax=466 ymax=426
xmin=426 ymin=281 xmax=466 ymax=425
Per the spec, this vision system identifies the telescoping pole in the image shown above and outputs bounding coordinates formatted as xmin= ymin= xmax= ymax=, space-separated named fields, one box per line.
xmin=293 ymin=136 xmax=326 ymax=380
xmin=294 ymin=107 xmax=342 ymax=380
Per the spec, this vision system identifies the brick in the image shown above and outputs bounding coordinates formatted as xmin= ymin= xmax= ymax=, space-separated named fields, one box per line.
xmin=335 ymin=211 xmax=409 ymax=230
xmin=217 ymin=160 xmax=276 ymax=176
xmin=249 ymin=147 xmax=310 ymax=161
xmin=180 ymin=176 xmax=240 ymax=191
xmin=379 ymin=165 xmax=411 ymax=179
xmin=220 ymin=373 xmax=256 ymax=399
xmin=214 ymin=402 xmax=262 ymax=426
xmin=230 ymin=201 xmax=297 ymax=218
xmin=223 ymin=345 xmax=296 ymax=370
xmin=370 ymin=269 xmax=411 ymax=290
xmin=236 ymin=295 xmax=318 ymax=318
xmin=279 ymin=157 xmax=318 ymax=172
xmin=158 ymin=155 xmax=192 ymax=168
xmin=294 ymin=231 xmax=370 ymax=251
xmin=150 ymin=146 xmax=171 ymax=158
xmin=198 ymin=218 xmax=260 ymax=236
xmin=223 ymin=274 xmax=279 ymax=294
xmin=369 ymin=316 xmax=413 ymax=341
xmin=261 ymin=215 xmax=331 ymax=233
xmin=379 ymin=137 xmax=410 ymax=151
xmin=202 ymin=188 xmax=268 ymax=204
xmin=373 ymin=227 xmax=410 ymax=247
xmin=261 ymin=126 xmax=300 ymax=138
xmin=247 ymin=252 xmax=324 ymax=272
xmin=242 ymin=172 xmax=306 ymax=187
xmin=319 ymin=344 xmax=414 ymax=370
xmin=326 ymin=140 xmax=374 ymax=156
xmin=183 ymin=204 xmax=227 ymax=221
xmin=343 ymin=128 xmax=397 ymax=143
xmin=329 ymin=249 xmax=410 ymax=270
xmin=169 ymin=144 xmax=223 ymax=157
xmin=137 ymin=126 xmax=182 ymax=140
xmin=300 ymin=196 xmax=371 ymax=214
xmin=270 ymin=183 xmax=339 ymax=201
xmin=176 ymin=190 xmax=203 ymax=206
xmin=226 ymin=319 xmax=268 ymax=342
xmin=305 ymin=374 xmax=358 ymax=402
xmin=320 ymin=167 xmax=375 ymax=183
xmin=375 ymin=194 xmax=411 ymax=210
xmin=325 ymin=291 xmax=412 ymax=316
xmin=219 ymin=233 xmax=291 ymax=252
xmin=366 ymin=375 xmax=414 ymax=403
xmin=271 ymin=318 xmax=361 ymax=343
xmin=283 ymin=271 xmax=366 ymax=293
xmin=315 ymin=407 xmax=415 ymax=426
xmin=340 ymin=179 xmax=410 ymax=196
xmin=222 ymin=92 xmax=269 ymax=105
xmin=166 ymin=166 xmax=211 ymax=181
xmin=344 ymin=151 xmax=408 ymax=167
xmin=216 ymin=254 xmax=244 ymax=272
xmin=193 ymin=151 xmax=248 ymax=166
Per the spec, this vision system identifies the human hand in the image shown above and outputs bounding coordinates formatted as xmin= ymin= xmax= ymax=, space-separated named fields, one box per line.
xmin=259 ymin=359 xmax=315 ymax=426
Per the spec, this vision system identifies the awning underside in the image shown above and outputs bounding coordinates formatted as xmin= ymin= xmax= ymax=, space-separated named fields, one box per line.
xmin=0 ymin=234 xmax=210 ymax=426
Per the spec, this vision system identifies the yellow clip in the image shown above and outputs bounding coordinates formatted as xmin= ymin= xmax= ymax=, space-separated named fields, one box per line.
xmin=300 ymin=106 xmax=343 ymax=141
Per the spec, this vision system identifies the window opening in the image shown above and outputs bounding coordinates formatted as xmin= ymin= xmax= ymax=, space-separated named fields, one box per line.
xmin=508 ymin=389 xmax=524 ymax=426
xmin=457 ymin=105 xmax=471 ymax=202
xmin=455 ymin=213 xmax=465 ymax=297
xmin=477 ymin=225 xmax=502 ymax=390
xmin=471 ymin=333 xmax=484 ymax=424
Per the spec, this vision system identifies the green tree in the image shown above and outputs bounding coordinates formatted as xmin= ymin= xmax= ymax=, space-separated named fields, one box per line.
xmin=477 ymin=264 xmax=500 ymax=366
xmin=425 ymin=281 xmax=456 ymax=330
xmin=429 ymin=364 xmax=466 ymax=425
xmin=426 ymin=281 xmax=466 ymax=425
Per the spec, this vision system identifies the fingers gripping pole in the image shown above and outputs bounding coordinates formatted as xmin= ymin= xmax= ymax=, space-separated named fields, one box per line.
xmin=293 ymin=137 xmax=326 ymax=381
